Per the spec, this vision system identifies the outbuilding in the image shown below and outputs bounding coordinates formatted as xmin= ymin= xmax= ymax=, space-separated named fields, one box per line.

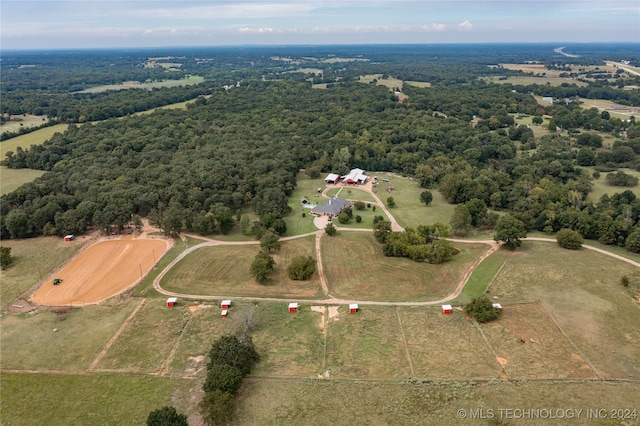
xmin=288 ymin=302 xmax=299 ymax=313
xmin=166 ymin=297 xmax=177 ymax=307
xmin=442 ymin=304 xmax=452 ymax=315
xmin=349 ymin=303 xmax=359 ymax=314
xmin=221 ymin=309 xmax=228 ymax=318
xmin=221 ymin=300 xmax=231 ymax=309
xmin=64 ymin=235 xmax=74 ymax=242
xmin=492 ymin=303 xmax=503 ymax=310
xmin=324 ymin=173 xmax=340 ymax=184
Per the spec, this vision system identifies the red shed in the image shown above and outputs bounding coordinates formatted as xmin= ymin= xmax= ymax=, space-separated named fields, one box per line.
xmin=64 ymin=234 xmax=74 ymax=242
xmin=349 ymin=303 xmax=359 ymax=314
xmin=221 ymin=309 xmax=228 ymax=318
xmin=288 ymin=302 xmax=298 ymax=313
xmin=221 ymin=300 xmax=231 ymax=309
xmin=442 ymin=304 xmax=452 ymax=315
xmin=166 ymin=297 xmax=177 ymax=307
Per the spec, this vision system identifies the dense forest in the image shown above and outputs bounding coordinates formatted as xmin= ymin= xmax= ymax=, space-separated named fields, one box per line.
xmin=2 ymin=44 xmax=640 ymax=253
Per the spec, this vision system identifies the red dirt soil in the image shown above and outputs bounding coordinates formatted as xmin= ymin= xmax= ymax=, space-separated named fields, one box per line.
xmin=31 ymin=236 xmax=171 ymax=306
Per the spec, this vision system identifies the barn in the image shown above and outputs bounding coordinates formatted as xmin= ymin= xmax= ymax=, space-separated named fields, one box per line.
xmin=324 ymin=173 xmax=340 ymax=184
xmin=342 ymin=168 xmax=368 ymax=185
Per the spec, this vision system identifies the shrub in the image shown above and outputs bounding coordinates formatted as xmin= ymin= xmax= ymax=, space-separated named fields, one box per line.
xmin=621 ymin=275 xmax=630 ymax=288
xmin=325 ymin=222 xmax=337 ymax=236
xmin=337 ymin=212 xmax=350 ymax=224
xmin=355 ymin=215 xmax=362 ymax=223
xmin=556 ymin=228 xmax=584 ymax=250
xmin=464 ymin=297 xmax=500 ymax=323
xmin=147 ymin=406 xmax=188 ymax=426
xmin=287 ymin=255 xmax=316 ymax=280
xmin=203 ymin=364 xmax=244 ymax=395
xmin=606 ymin=170 xmax=639 ymax=187
xmin=354 ymin=201 xmax=366 ymax=210
xmin=0 ymin=246 xmax=13 ymax=269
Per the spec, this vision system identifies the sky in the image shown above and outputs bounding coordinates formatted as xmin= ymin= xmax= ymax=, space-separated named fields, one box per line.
xmin=1 ymin=0 xmax=639 ymax=50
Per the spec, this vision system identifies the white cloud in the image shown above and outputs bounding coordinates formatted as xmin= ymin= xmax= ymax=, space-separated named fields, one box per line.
xmin=458 ymin=20 xmax=473 ymax=31
xmin=421 ymin=23 xmax=446 ymax=32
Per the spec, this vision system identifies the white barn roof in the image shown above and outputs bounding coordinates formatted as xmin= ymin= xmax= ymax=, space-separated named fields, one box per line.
xmin=342 ymin=168 xmax=367 ymax=183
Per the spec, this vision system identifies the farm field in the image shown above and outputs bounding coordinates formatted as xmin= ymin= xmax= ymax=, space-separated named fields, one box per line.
xmin=320 ymin=232 xmax=488 ymax=301
xmin=0 ymin=114 xmax=50 ymax=133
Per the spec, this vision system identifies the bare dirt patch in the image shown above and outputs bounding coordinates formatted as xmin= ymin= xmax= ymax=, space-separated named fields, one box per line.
xmin=30 ymin=236 xmax=171 ymax=306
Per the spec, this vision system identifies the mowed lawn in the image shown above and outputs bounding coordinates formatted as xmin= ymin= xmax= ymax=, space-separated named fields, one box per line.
xmin=321 ymin=232 xmax=488 ymax=301
xmin=0 ymin=300 xmax=139 ymax=371
xmin=0 ymin=236 xmax=87 ymax=310
xmin=162 ymin=237 xmax=324 ymax=298
xmin=0 ymin=124 xmax=68 ymax=157
xmin=0 ymin=372 xmax=177 ymax=426
xmin=488 ymin=241 xmax=640 ymax=379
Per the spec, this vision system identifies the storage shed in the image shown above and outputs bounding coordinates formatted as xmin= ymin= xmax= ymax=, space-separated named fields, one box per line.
xmin=442 ymin=304 xmax=452 ymax=315
xmin=221 ymin=300 xmax=231 ymax=309
xmin=221 ymin=309 xmax=228 ymax=318
xmin=349 ymin=303 xmax=359 ymax=314
xmin=288 ymin=302 xmax=299 ymax=313
xmin=166 ymin=297 xmax=177 ymax=307
xmin=64 ymin=235 xmax=74 ymax=242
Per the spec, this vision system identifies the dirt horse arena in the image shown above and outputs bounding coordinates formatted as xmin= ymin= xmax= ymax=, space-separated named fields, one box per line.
xmin=31 ymin=235 xmax=171 ymax=306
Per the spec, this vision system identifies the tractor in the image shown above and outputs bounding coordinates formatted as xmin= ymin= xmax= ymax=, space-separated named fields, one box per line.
xmin=53 ymin=278 xmax=62 ymax=285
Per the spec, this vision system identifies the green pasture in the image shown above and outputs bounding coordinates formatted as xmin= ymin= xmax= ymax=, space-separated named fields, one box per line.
xmin=0 ymin=372 xmax=176 ymax=426
xmin=333 ymin=206 xmax=388 ymax=229
xmin=489 ymin=241 xmax=640 ymax=379
xmin=583 ymin=166 xmax=640 ymax=202
xmin=0 ymin=236 xmax=86 ymax=310
xmin=481 ymin=75 xmax=587 ymax=87
xmin=234 ymin=378 xmax=640 ymax=425
xmin=0 ymin=123 xmax=68 ymax=157
xmin=252 ymin=302 xmax=325 ymax=377
xmin=399 ymin=306 xmax=500 ymax=381
xmin=0 ymin=166 xmax=46 ymax=195
xmin=457 ymin=248 xmax=513 ymax=303
xmin=325 ymin=186 xmax=377 ymax=203
xmin=320 ymin=232 xmax=488 ymax=301
xmin=162 ymin=237 xmax=324 ymax=299
xmin=95 ymin=299 xmax=188 ymax=373
xmin=0 ymin=300 xmax=139 ymax=371
xmin=372 ymin=173 xmax=455 ymax=228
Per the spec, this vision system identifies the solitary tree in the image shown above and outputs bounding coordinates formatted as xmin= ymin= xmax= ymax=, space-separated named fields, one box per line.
xmin=325 ymin=222 xmax=337 ymax=236
xmin=464 ymin=297 xmax=500 ymax=323
xmin=420 ymin=190 xmax=433 ymax=206
xmin=387 ymin=196 xmax=396 ymax=208
xmin=287 ymin=255 xmax=317 ymax=280
xmin=250 ymin=250 xmax=275 ymax=284
xmin=493 ymin=215 xmax=527 ymax=250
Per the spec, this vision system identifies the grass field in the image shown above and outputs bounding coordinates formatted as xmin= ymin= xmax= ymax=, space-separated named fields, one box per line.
xmin=0 ymin=372 xmax=177 ymax=426
xmin=0 ymin=166 xmax=46 ymax=195
xmin=162 ymin=237 xmax=324 ymax=299
xmin=326 ymin=186 xmax=377 ymax=203
xmin=234 ymin=378 xmax=640 ymax=425
xmin=399 ymin=306 xmax=501 ymax=381
xmin=0 ymin=114 xmax=50 ymax=133
xmin=0 ymin=236 xmax=87 ymax=310
xmin=457 ymin=248 xmax=512 ymax=304
xmin=370 ymin=173 xmax=456 ymax=228
xmin=488 ymin=241 xmax=640 ymax=379
xmin=582 ymin=167 xmax=640 ymax=202
xmin=0 ymin=300 xmax=139 ymax=371
xmin=95 ymin=299 xmax=188 ymax=373
xmin=285 ymin=173 xmax=328 ymax=236
xmin=0 ymin=123 xmax=68 ymax=157
xmin=481 ymin=75 xmax=587 ymax=87
xmin=321 ymin=232 xmax=487 ymax=301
